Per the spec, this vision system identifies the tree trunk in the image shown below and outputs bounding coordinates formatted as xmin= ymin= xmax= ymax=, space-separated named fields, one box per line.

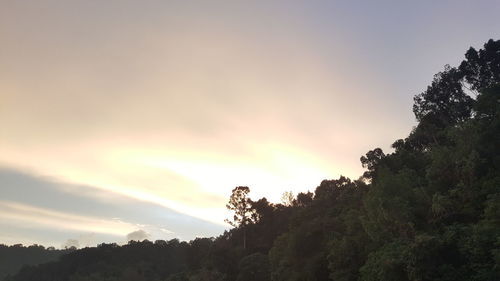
xmin=243 ymin=228 xmax=246 ymax=250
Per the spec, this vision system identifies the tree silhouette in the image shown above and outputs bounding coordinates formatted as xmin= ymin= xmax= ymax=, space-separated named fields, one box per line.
xmin=413 ymin=66 xmax=474 ymax=129
xmin=225 ymin=186 xmax=256 ymax=249
xmin=360 ymin=148 xmax=385 ymax=180
xmin=459 ymin=39 xmax=500 ymax=91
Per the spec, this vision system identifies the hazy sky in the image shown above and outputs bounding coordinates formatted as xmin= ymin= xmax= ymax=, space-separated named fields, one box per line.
xmin=1 ymin=0 xmax=499 ymax=247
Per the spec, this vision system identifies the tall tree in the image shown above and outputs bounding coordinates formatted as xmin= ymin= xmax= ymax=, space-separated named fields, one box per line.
xmin=225 ymin=186 xmax=256 ymax=249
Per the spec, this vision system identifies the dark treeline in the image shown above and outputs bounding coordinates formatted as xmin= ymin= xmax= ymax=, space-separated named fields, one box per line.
xmin=5 ymin=39 xmax=500 ymax=281
xmin=0 ymin=244 xmax=71 ymax=280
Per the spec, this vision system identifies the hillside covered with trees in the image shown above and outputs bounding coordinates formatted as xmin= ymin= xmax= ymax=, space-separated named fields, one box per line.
xmin=4 ymin=39 xmax=500 ymax=281
xmin=0 ymin=244 xmax=71 ymax=280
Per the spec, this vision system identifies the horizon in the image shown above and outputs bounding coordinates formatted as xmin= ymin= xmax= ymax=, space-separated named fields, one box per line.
xmin=1 ymin=0 xmax=500 ymax=248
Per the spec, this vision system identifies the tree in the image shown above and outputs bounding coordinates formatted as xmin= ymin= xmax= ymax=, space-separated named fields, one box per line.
xmin=225 ymin=186 xmax=256 ymax=249
xmin=360 ymin=148 xmax=385 ymax=180
xmin=236 ymin=253 xmax=270 ymax=281
xmin=296 ymin=192 xmax=313 ymax=207
xmin=251 ymin=198 xmax=274 ymax=223
xmin=280 ymin=191 xmax=295 ymax=206
xmin=459 ymin=39 xmax=500 ymax=91
xmin=412 ymin=65 xmax=474 ymax=150
xmin=413 ymin=66 xmax=474 ymax=127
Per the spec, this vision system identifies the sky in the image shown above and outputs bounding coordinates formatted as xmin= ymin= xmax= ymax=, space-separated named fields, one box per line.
xmin=1 ymin=0 xmax=499 ymax=248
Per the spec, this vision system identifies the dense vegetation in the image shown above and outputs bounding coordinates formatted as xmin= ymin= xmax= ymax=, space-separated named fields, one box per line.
xmin=0 ymin=244 xmax=71 ymax=280
xmin=5 ymin=39 xmax=500 ymax=281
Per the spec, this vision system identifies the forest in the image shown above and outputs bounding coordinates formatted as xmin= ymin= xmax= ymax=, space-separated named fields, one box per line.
xmin=2 ymin=39 xmax=499 ymax=281
xmin=0 ymin=244 xmax=71 ymax=280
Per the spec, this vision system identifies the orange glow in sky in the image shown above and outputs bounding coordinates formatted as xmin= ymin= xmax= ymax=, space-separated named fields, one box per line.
xmin=1 ymin=0 xmax=499 ymax=246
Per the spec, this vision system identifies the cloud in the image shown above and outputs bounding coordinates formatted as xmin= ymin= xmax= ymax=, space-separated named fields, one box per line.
xmin=0 ymin=166 xmax=224 ymax=246
xmin=160 ymin=228 xmax=173 ymax=234
xmin=0 ymin=0 xmax=374 ymax=227
xmin=126 ymin=230 xmax=150 ymax=242
xmin=0 ymin=200 xmax=138 ymax=236
xmin=62 ymin=239 xmax=80 ymax=249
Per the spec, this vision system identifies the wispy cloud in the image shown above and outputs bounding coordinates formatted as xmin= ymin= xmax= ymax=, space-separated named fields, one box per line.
xmin=0 ymin=201 xmax=137 ymax=236
xmin=0 ymin=167 xmax=224 ymax=246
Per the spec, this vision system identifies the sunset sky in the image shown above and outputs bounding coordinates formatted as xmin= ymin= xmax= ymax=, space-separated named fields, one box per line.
xmin=1 ymin=0 xmax=499 ymax=248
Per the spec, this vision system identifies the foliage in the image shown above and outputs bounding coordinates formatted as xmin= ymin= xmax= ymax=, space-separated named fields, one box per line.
xmin=225 ymin=186 xmax=256 ymax=228
xmin=0 ymin=244 xmax=71 ymax=280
